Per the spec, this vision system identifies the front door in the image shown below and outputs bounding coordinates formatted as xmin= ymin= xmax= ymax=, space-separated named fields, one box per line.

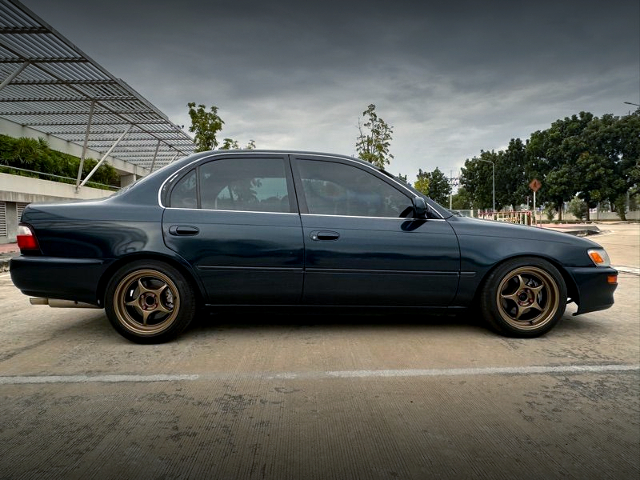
xmin=291 ymin=155 xmax=460 ymax=306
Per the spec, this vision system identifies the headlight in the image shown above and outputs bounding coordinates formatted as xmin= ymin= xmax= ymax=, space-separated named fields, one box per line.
xmin=587 ymin=248 xmax=611 ymax=267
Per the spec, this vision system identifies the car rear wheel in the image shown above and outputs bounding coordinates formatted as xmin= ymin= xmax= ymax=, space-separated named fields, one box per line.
xmin=480 ymin=257 xmax=567 ymax=337
xmin=105 ymin=260 xmax=196 ymax=343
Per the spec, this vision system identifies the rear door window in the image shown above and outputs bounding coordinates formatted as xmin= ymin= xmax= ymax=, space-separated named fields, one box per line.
xmin=170 ymin=157 xmax=291 ymax=213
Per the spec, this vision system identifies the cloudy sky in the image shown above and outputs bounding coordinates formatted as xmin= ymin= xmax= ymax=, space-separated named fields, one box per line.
xmin=20 ymin=0 xmax=640 ymax=182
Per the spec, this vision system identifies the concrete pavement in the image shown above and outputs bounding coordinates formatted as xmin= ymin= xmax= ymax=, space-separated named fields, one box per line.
xmin=0 ymin=242 xmax=18 ymax=272
xmin=1 ymin=272 xmax=639 ymax=479
xmin=582 ymin=222 xmax=640 ymax=273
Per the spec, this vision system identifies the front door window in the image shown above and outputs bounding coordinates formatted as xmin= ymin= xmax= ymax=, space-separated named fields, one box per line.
xmin=296 ymin=159 xmax=412 ymax=217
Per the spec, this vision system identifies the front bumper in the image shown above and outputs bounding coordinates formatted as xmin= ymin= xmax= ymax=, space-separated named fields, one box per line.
xmin=566 ymin=266 xmax=618 ymax=315
xmin=10 ymin=256 xmax=110 ymax=306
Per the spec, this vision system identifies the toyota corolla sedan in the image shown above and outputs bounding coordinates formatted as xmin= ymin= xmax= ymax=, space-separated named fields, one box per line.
xmin=10 ymin=150 xmax=617 ymax=343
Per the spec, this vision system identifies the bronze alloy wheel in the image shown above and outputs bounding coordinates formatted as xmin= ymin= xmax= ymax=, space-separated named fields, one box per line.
xmin=112 ymin=268 xmax=181 ymax=336
xmin=495 ymin=266 xmax=560 ymax=331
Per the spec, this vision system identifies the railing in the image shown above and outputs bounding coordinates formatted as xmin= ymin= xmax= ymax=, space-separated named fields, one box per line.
xmin=0 ymin=165 xmax=119 ymax=191
xmin=477 ymin=210 xmax=533 ymax=225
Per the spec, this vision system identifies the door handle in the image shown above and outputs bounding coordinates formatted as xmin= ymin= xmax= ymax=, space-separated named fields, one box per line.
xmin=310 ymin=230 xmax=340 ymax=241
xmin=169 ymin=225 xmax=200 ymax=236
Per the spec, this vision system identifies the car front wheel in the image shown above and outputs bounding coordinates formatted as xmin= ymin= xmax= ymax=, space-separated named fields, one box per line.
xmin=105 ymin=260 xmax=196 ymax=343
xmin=480 ymin=257 xmax=567 ymax=337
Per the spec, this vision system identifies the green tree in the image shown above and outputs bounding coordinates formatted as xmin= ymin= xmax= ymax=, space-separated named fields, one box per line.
xmin=414 ymin=168 xmax=452 ymax=205
xmin=188 ymin=103 xmax=257 ymax=152
xmin=395 ymin=172 xmax=409 ymax=185
xmin=220 ymin=138 xmax=239 ymax=150
xmin=355 ymin=104 xmax=394 ymax=169
xmin=499 ymin=138 xmax=529 ymax=209
xmin=460 ymin=150 xmax=500 ymax=210
xmin=451 ymin=186 xmax=473 ymax=210
xmin=187 ymin=102 xmax=224 ymax=152
xmin=413 ymin=169 xmax=429 ymax=195
xmin=578 ymin=111 xmax=640 ymax=219
xmin=461 ymin=141 xmax=528 ymax=211
xmin=461 ymin=110 xmax=639 ymax=220
xmin=617 ymin=110 xmax=640 ymax=198
xmin=220 ymin=138 xmax=257 ymax=150
xmin=526 ymin=112 xmax=595 ymax=219
xmin=426 ymin=167 xmax=452 ymax=205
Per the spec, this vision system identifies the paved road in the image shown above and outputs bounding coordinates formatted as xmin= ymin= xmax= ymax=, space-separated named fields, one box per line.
xmin=0 ymin=224 xmax=638 ymax=479
xmin=587 ymin=223 xmax=640 ymax=273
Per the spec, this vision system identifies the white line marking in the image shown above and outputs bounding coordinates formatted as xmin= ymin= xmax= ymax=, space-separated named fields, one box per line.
xmin=319 ymin=364 xmax=640 ymax=378
xmin=0 ymin=273 xmax=11 ymax=278
xmin=0 ymin=374 xmax=199 ymax=385
xmin=1 ymin=364 xmax=638 ymax=385
xmin=614 ymin=266 xmax=640 ymax=275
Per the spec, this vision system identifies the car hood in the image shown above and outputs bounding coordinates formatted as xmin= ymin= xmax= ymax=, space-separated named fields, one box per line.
xmin=446 ymin=215 xmax=601 ymax=248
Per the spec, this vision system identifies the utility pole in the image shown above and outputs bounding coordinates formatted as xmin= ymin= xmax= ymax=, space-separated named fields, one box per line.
xmin=449 ymin=170 xmax=453 ymax=209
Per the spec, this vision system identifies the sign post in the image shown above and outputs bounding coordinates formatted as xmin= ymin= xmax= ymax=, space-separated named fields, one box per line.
xmin=529 ymin=178 xmax=542 ymax=226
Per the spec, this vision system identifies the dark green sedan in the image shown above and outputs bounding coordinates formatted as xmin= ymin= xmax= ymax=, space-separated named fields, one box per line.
xmin=11 ymin=151 xmax=617 ymax=343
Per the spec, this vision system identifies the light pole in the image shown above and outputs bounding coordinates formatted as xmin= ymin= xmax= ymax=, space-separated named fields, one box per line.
xmin=477 ymin=159 xmax=495 ymax=219
xmin=624 ymin=101 xmax=640 ymax=107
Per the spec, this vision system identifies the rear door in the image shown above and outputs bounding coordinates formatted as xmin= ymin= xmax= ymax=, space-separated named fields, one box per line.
xmin=162 ymin=154 xmax=304 ymax=304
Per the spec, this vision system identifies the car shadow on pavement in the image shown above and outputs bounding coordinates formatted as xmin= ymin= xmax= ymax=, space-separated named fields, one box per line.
xmin=188 ymin=307 xmax=488 ymax=335
xmin=184 ymin=307 xmax=610 ymax=342
xmin=19 ymin=308 xmax=607 ymax=346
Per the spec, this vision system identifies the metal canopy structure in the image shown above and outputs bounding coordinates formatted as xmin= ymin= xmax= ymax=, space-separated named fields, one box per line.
xmin=0 ymin=0 xmax=196 ymax=183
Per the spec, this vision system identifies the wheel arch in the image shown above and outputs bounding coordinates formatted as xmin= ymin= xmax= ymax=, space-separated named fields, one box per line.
xmin=97 ymin=253 xmax=206 ymax=308
xmin=475 ymin=254 xmax=579 ymax=306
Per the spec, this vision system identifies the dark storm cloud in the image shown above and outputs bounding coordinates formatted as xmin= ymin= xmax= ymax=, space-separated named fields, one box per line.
xmin=18 ymin=0 xmax=640 ymax=178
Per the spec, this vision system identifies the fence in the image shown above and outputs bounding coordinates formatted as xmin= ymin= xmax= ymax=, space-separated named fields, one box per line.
xmin=477 ymin=210 xmax=533 ymax=225
xmin=0 ymin=165 xmax=119 ymax=191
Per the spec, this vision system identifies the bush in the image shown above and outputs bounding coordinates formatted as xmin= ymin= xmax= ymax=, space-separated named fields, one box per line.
xmin=567 ymin=196 xmax=588 ymax=221
xmin=613 ymin=195 xmax=628 ymax=221
xmin=543 ymin=204 xmax=556 ymax=221
xmin=0 ymin=134 xmax=119 ymax=189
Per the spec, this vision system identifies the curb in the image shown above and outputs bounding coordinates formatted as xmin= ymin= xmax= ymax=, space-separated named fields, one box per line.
xmin=539 ymin=225 xmax=602 ymax=237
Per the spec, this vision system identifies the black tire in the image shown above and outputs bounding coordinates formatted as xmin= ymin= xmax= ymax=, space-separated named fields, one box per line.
xmin=480 ymin=257 xmax=567 ymax=338
xmin=105 ymin=260 xmax=196 ymax=344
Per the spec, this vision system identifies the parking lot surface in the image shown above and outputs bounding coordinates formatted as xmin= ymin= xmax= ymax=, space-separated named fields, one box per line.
xmin=0 ymin=223 xmax=638 ymax=479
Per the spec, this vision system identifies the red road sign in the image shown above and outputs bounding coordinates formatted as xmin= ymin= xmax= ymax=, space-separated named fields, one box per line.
xmin=529 ymin=178 xmax=542 ymax=192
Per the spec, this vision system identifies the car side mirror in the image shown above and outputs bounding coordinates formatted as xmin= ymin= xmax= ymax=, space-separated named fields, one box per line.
xmin=412 ymin=196 xmax=427 ymax=219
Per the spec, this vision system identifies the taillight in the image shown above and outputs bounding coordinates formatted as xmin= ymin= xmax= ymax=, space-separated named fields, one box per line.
xmin=17 ymin=225 xmax=39 ymax=251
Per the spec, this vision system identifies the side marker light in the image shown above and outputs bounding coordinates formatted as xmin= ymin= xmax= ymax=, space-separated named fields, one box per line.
xmin=587 ymin=249 xmax=611 ymax=267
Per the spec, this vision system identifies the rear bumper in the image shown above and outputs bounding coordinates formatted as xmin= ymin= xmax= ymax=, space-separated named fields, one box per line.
xmin=10 ymin=256 xmax=110 ymax=306
xmin=566 ymin=266 xmax=618 ymax=315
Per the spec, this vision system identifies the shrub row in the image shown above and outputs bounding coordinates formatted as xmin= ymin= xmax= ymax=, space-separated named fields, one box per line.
xmin=0 ymin=135 xmax=120 ymax=189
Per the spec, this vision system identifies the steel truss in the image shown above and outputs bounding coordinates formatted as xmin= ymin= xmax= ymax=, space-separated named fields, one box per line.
xmin=0 ymin=0 xmax=196 ymax=188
